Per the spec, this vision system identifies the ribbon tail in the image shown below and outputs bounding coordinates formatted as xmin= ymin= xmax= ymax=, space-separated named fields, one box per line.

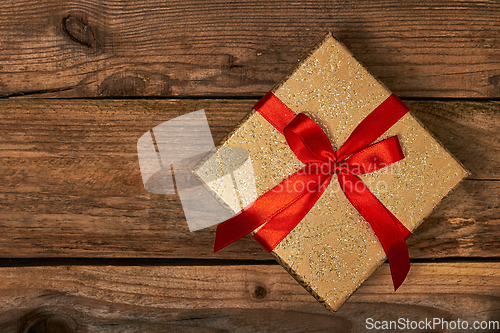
xmin=338 ymin=174 xmax=410 ymax=290
xmin=386 ymin=206 xmax=411 ymax=241
xmin=214 ymin=167 xmax=327 ymax=252
xmin=214 ymin=208 xmax=267 ymax=252
xmin=253 ymin=175 xmax=331 ymax=251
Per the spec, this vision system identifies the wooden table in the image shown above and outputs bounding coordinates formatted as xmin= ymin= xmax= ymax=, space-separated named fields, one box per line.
xmin=1 ymin=1 xmax=499 ymax=332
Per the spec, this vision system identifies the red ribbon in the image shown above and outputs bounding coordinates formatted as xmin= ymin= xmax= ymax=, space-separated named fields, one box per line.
xmin=214 ymin=92 xmax=411 ymax=290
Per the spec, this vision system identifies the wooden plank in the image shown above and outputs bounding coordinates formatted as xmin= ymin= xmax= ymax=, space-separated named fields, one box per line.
xmin=407 ymin=100 xmax=500 ymax=181
xmin=1 ymin=1 xmax=500 ymax=99
xmin=0 ymin=263 xmax=498 ymax=332
xmin=1 ymin=99 xmax=499 ymax=259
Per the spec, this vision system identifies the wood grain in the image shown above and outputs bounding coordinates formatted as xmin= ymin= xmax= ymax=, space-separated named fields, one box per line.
xmin=0 ymin=263 xmax=498 ymax=332
xmin=1 ymin=0 xmax=500 ymax=98
xmin=0 ymin=99 xmax=498 ymax=259
xmin=2 ymin=2 xmax=497 ymax=331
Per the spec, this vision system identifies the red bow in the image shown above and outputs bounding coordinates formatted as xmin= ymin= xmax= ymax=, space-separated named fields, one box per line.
xmin=214 ymin=92 xmax=411 ymax=290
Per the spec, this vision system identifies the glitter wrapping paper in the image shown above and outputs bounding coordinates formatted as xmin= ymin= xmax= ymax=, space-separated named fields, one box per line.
xmin=194 ymin=33 xmax=469 ymax=312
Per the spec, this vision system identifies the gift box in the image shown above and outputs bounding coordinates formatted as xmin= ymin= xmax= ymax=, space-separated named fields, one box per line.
xmin=194 ymin=33 xmax=469 ymax=312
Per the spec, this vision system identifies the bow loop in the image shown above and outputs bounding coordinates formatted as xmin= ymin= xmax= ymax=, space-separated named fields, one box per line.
xmin=336 ymin=95 xmax=409 ymax=161
xmin=343 ymin=136 xmax=405 ymax=175
xmin=284 ymin=113 xmax=336 ymax=165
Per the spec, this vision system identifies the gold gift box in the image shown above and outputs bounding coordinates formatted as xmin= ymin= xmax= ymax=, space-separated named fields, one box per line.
xmin=194 ymin=33 xmax=469 ymax=312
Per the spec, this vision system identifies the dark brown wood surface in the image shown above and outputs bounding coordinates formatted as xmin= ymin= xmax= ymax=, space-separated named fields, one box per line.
xmin=1 ymin=1 xmax=499 ymax=332
xmin=1 ymin=0 xmax=500 ymax=98
xmin=0 ymin=263 xmax=498 ymax=333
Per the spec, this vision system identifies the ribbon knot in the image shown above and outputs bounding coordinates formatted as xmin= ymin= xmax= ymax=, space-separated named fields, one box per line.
xmin=321 ymin=161 xmax=348 ymax=176
xmin=214 ymin=92 xmax=412 ymax=290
